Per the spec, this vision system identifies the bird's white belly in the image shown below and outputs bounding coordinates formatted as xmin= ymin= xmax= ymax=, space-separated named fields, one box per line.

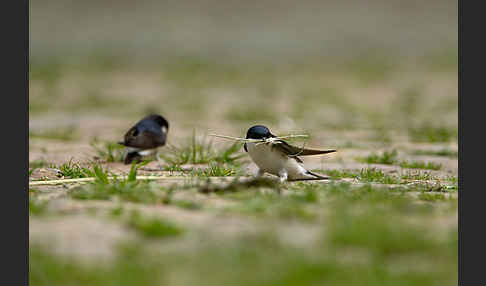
xmin=126 ymin=147 xmax=156 ymax=156
xmin=247 ymin=143 xmax=307 ymax=179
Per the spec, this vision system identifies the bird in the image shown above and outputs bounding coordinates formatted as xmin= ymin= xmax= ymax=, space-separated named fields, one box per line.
xmin=118 ymin=114 xmax=169 ymax=164
xmin=243 ymin=125 xmax=336 ymax=182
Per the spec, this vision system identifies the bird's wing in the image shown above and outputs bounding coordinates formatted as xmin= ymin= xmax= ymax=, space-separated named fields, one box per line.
xmin=271 ymin=140 xmax=336 ymax=161
xmin=122 ymin=127 xmax=166 ymax=149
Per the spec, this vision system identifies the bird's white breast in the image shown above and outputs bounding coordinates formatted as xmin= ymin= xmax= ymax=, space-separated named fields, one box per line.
xmin=246 ymin=142 xmax=308 ymax=179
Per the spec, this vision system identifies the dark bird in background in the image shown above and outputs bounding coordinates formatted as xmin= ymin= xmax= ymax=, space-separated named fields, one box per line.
xmin=244 ymin=125 xmax=336 ymax=182
xmin=118 ymin=114 xmax=169 ymax=164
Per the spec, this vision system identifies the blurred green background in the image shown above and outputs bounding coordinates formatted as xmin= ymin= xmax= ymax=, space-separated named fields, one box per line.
xmin=30 ymin=0 xmax=457 ymax=144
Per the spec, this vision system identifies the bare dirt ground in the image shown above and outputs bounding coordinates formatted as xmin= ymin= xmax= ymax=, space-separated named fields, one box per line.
xmin=29 ymin=66 xmax=458 ymax=262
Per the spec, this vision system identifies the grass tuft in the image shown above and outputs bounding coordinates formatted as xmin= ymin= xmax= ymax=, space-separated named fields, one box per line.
xmin=90 ymin=138 xmax=125 ymax=163
xmin=320 ymin=169 xmax=360 ymax=180
xmin=160 ymin=132 xmax=245 ymax=168
xmin=56 ymin=160 xmax=92 ymax=178
xmin=400 ymin=161 xmax=442 ymax=170
xmin=69 ymin=162 xmax=161 ymax=203
xmin=358 ymin=168 xmax=400 ymax=184
xmin=191 ymin=163 xmax=239 ymax=177
xmin=400 ymin=171 xmax=435 ymax=181
xmin=359 ymin=149 xmax=398 ymax=165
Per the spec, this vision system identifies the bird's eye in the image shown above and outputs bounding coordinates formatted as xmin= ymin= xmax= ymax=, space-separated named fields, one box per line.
xmin=132 ymin=129 xmax=139 ymax=136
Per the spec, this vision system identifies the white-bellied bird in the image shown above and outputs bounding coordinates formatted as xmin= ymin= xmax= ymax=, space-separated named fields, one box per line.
xmin=244 ymin=125 xmax=336 ymax=182
xmin=118 ymin=114 xmax=169 ymax=164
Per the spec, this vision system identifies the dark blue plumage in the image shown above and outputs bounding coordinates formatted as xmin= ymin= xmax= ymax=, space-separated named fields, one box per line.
xmin=119 ymin=114 xmax=169 ymax=164
xmin=245 ymin=125 xmax=276 ymax=140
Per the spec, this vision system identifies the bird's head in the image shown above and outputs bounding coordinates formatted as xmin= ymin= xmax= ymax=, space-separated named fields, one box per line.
xmin=246 ymin=125 xmax=275 ymax=140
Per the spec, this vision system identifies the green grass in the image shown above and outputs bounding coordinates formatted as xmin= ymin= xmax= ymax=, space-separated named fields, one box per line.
xmin=358 ymin=150 xmax=442 ymax=170
xmin=127 ymin=211 xmax=184 ymax=238
xmin=408 ymin=124 xmax=457 ymax=143
xmin=30 ymin=233 xmax=457 ymax=286
xmin=191 ymin=163 xmax=239 ymax=177
xmin=199 ymin=179 xmax=318 ymax=220
xmin=69 ymin=179 xmax=158 ymax=202
xmin=110 ymin=206 xmax=125 ymax=218
xmin=315 ymin=168 xmax=446 ymax=186
xmin=69 ymin=163 xmax=162 ymax=203
xmin=173 ymin=199 xmax=203 ymax=211
xmin=215 ymin=142 xmax=247 ymax=165
xmin=317 ymin=168 xmax=400 ymax=184
xmin=223 ymin=191 xmax=318 ymax=221
xmin=56 ymin=160 xmax=92 ymax=178
xmin=446 ymin=176 xmax=458 ymax=184
xmin=160 ymin=132 xmax=246 ymax=167
xmin=29 ymin=243 xmax=168 ymax=286
xmin=320 ymin=169 xmax=360 ymax=180
xmin=90 ymin=139 xmax=125 ymax=163
xmin=400 ymin=161 xmax=442 ymax=170
xmin=160 ymin=131 xmax=215 ymax=165
xmin=30 ymin=182 xmax=457 ymax=286
xmin=163 ymin=165 xmax=185 ymax=172
xmin=328 ymin=206 xmax=454 ymax=266
xmin=399 ymin=171 xmax=436 ymax=181
xmin=359 ymin=149 xmax=398 ymax=165
xmin=358 ymin=168 xmax=401 ymax=184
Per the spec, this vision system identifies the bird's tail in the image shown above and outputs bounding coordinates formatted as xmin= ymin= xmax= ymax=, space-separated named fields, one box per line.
xmin=288 ymin=170 xmax=330 ymax=181
xmin=298 ymin=149 xmax=337 ymax=156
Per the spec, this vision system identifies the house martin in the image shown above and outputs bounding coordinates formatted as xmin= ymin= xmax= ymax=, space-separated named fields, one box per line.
xmin=244 ymin=125 xmax=336 ymax=182
xmin=118 ymin=114 xmax=169 ymax=164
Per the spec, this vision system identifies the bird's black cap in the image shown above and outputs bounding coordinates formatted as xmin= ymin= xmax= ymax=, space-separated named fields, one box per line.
xmin=246 ymin=125 xmax=276 ymax=139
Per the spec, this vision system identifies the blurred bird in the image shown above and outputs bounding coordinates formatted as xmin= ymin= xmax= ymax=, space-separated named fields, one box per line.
xmin=244 ymin=125 xmax=336 ymax=182
xmin=118 ymin=114 xmax=169 ymax=164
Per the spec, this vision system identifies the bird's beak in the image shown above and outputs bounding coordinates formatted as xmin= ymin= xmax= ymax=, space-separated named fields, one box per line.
xmin=117 ymin=141 xmax=126 ymax=146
